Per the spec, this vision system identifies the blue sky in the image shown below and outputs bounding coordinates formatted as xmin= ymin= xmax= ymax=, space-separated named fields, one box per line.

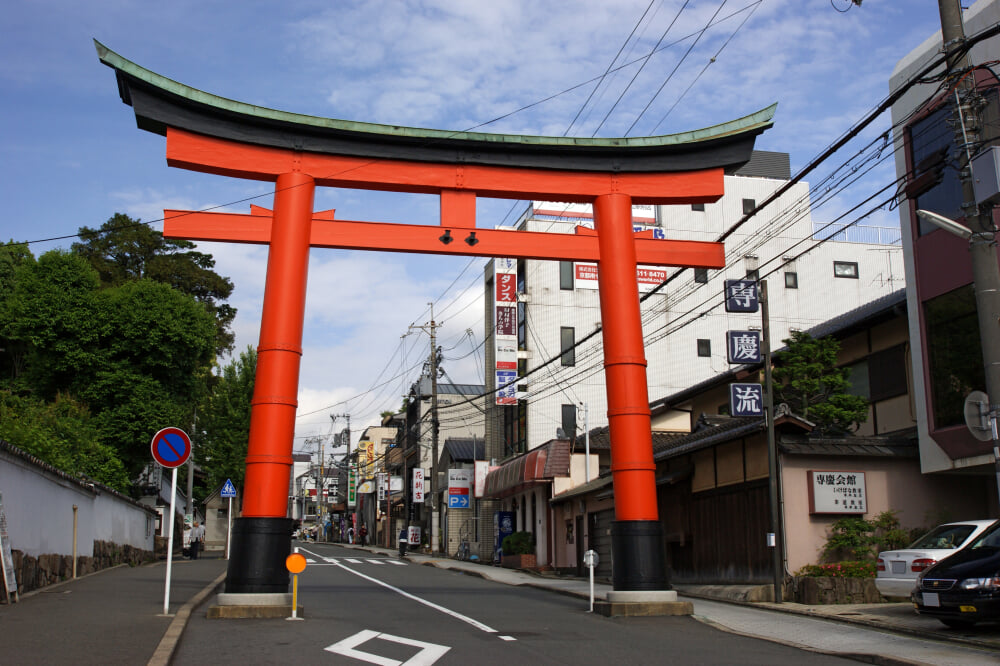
xmin=1 ymin=1 xmax=949 ymax=453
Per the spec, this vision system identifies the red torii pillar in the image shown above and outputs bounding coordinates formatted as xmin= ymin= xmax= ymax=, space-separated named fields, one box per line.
xmin=163 ymin=129 xmax=727 ymax=594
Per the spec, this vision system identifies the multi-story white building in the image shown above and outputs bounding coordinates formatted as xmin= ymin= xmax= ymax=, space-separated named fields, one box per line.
xmin=486 ymin=151 xmax=905 ymax=457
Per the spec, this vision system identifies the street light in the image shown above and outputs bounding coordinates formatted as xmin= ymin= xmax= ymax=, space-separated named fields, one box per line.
xmin=916 ymin=209 xmax=974 ymax=240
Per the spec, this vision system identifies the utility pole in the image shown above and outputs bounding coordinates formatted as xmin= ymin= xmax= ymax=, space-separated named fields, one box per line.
xmin=761 ymin=280 xmax=783 ymax=603
xmin=186 ymin=408 xmax=196 ymax=523
xmin=332 ymin=413 xmax=350 ymax=537
xmin=937 ymin=0 xmax=1000 ymax=504
xmin=410 ymin=303 xmax=440 ymax=553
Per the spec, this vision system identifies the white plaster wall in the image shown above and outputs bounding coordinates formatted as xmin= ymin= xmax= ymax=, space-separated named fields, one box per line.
xmin=1 ymin=450 xmax=155 ymax=558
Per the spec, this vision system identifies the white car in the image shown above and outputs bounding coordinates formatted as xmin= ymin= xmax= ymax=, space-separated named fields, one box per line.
xmin=876 ymin=519 xmax=997 ymax=597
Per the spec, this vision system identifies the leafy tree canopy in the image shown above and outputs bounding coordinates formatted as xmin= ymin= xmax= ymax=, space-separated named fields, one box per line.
xmin=0 ymin=249 xmax=218 ymax=480
xmin=197 ymin=346 xmax=257 ymax=498
xmin=0 ymin=391 xmax=130 ymax=492
xmin=72 ymin=214 xmax=236 ymax=354
xmin=772 ymin=330 xmax=869 ymax=434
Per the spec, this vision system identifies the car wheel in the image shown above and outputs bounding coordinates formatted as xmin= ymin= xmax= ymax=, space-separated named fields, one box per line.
xmin=940 ymin=618 xmax=976 ymax=630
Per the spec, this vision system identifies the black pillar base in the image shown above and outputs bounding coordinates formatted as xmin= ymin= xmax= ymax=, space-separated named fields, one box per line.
xmin=225 ymin=517 xmax=294 ymax=594
xmin=611 ymin=520 xmax=669 ymax=591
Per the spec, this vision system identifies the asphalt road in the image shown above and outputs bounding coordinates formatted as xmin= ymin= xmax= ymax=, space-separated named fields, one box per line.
xmin=174 ymin=543 xmax=859 ymax=665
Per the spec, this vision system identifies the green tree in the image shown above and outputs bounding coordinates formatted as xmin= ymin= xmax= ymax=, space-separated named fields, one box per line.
xmin=0 ymin=250 xmax=103 ymax=397
xmin=0 ymin=391 xmax=130 ymax=492
xmin=1 ymin=249 xmax=217 ymax=481
xmin=72 ymin=214 xmax=236 ymax=354
xmin=197 ymin=346 xmax=257 ymax=495
xmin=772 ymin=331 xmax=869 ymax=433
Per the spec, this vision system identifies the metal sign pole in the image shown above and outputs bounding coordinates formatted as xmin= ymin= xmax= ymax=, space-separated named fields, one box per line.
xmin=163 ymin=467 xmax=178 ymax=615
xmin=226 ymin=496 xmax=232 ymax=560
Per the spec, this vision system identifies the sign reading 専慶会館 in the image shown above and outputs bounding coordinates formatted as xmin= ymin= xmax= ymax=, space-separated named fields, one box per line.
xmin=807 ymin=471 xmax=867 ymax=514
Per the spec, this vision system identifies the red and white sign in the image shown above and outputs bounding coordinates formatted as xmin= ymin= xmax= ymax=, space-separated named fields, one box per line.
xmin=412 ymin=468 xmax=425 ymax=503
xmin=494 ymin=258 xmax=519 ymax=406
xmin=575 ymin=261 xmax=668 ymax=292
xmin=473 ymin=460 xmax=490 ymax=499
xmin=150 ymin=427 xmax=192 ymax=469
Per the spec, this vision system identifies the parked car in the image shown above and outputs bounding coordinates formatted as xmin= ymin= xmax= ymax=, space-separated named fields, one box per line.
xmin=912 ymin=519 xmax=1000 ymax=628
xmin=876 ymin=519 xmax=996 ymax=598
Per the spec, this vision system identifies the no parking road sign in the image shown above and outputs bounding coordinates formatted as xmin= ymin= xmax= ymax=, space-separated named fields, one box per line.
xmin=150 ymin=427 xmax=192 ymax=468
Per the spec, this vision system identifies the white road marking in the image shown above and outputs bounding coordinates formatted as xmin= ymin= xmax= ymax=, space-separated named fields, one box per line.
xmin=366 ymin=559 xmax=385 ymax=565
xmin=325 ymin=630 xmax=450 ymax=666
xmin=344 ymin=558 xmax=363 ymax=563
xmin=385 ymin=559 xmax=406 ymax=566
xmin=332 ymin=560 xmax=500 ymax=634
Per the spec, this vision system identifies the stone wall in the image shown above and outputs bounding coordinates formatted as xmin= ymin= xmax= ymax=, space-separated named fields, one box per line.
xmin=9 ymin=540 xmax=154 ymax=594
xmin=789 ymin=576 xmax=882 ymax=604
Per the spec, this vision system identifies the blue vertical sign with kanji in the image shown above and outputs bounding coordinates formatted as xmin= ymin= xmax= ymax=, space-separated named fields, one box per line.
xmin=730 ymin=383 xmax=764 ymax=416
xmin=724 ymin=279 xmax=758 ymax=313
xmin=727 ymin=330 xmax=761 ymax=364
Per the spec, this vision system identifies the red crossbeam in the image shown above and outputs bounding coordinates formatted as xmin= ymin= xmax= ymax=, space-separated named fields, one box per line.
xmin=164 ymin=209 xmax=726 ymax=268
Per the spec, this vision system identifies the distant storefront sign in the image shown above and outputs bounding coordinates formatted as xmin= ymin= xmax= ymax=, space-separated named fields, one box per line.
xmin=412 ymin=468 xmax=425 ymax=503
xmin=448 ymin=468 xmax=472 ymax=509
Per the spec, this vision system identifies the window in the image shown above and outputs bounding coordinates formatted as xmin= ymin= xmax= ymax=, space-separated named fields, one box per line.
xmin=694 ymin=268 xmax=709 ymax=284
xmin=745 ymin=269 xmax=759 ymax=281
xmin=925 ymin=286 xmax=984 ymax=427
xmin=559 ymin=261 xmax=574 ymax=290
xmin=833 ymin=261 xmax=859 ymax=279
xmin=691 ymin=203 xmax=706 ymax=212
xmin=869 ymin=344 xmax=908 ymax=401
xmin=742 ymin=198 xmax=756 ymax=215
xmin=697 ymin=339 xmax=711 ymax=357
xmin=560 ymin=327 xmax=576 ymax=366
xmin=561 ymin=404 xmax=577 ymax=440
xmin=784 ymin=271 xmax=798 ymax=289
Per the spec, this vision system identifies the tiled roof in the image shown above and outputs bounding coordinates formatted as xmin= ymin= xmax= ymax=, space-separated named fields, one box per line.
xmin=443 ymin=437 xmax=485 ymax=462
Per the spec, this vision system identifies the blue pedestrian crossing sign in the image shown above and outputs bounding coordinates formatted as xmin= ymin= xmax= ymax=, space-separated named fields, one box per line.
xmin=220 ymin=479 xmax=237 ymax=498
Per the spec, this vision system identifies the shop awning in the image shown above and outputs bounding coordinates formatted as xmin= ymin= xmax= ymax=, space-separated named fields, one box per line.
xmin=483 ymin=439 xmax=571 ymax=499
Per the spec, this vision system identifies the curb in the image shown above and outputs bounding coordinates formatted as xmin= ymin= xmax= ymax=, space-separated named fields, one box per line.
xmin=147 ymin=570 xmax=227 ymax=666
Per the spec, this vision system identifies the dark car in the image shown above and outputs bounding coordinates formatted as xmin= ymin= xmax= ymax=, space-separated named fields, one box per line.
xmin=912 ymin=519 xmax=1000 ymax=628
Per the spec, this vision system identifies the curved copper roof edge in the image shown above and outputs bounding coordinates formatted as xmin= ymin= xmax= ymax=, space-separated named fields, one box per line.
xmin=96 ymin=40 xmax=776 ymax=173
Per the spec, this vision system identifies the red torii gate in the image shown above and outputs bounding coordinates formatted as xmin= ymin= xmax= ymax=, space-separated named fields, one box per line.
xmin=98 ymin=42 xmax=774 ymax=595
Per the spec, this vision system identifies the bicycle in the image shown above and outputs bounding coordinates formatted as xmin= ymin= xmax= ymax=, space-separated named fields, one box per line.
xmin=456 ymin=538 xmax=470 ymax=561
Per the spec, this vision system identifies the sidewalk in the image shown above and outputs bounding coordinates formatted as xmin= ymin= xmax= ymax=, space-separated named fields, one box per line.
xmin=0 ymin=551 xmax=227 ymax=666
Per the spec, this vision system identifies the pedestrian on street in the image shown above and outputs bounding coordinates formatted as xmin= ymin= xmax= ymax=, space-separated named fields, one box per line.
xmin=398 ymin=527 xmax=408 ymax=558
xmin=359 ymin=524 xmax=368 ymax=547
xmin=190 ymin=521 xmax=205 ymax=560
xmin=348 ymin=526 xmax=354 ymax=544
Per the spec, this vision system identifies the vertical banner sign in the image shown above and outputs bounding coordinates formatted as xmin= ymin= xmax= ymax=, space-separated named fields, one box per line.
xmin=447 ymin=468 xmax=472 ymax=508
xmin=473 ymin=460 xmax=490 ymax=499
xmin=412 ymin=468 xmax=425 ymax=503
xmin=724 ymin=279 xmax=759 ymax=313
xmin=0 ymin=491 xmax=18 ymax=603
xmin=494 ymin=258 xmax=519 ymax=405
xmin=347 ymin=468 xmax=357 ymax=507
xmin=727 ymin=330 xmax=762 ymax=364
xmin=377 ymin=473 xmax=386 ymax=502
